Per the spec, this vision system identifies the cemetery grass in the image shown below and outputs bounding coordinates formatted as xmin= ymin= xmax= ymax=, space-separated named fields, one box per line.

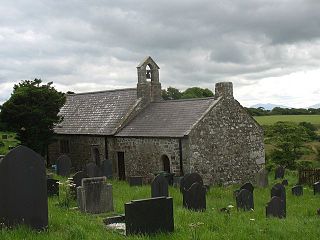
xmin=0 ymin=131 xmax=19 ymax=155
xmin=1 ymin=172 xmax=320 ymax=240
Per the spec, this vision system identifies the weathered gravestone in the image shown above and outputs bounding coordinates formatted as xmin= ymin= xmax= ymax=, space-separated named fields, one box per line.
xmin=183 ymin=182 xmax=206 ymax=211
xmin=125 ymin=197 xmax=174 ymax=235
xmin=180 ymin=172 xmax=203 ymax=193
xmin=240 ymin=182 xmax=254 ymax=193
xmin=292 ymin=185 xmax=303 ymax=196
xmin=128 ymin=176 xmax=143 ymax=186
xmin=77 ymin=177 xmax=113 ymax=214
xmin=151 ymin=174 xmax=168 ymax=198
xmin=72 ymin=171 xmax=88 ymax=188
xmin=47 ymin=178 xmax=59 ymax=196
xmin=255 ymin=168 xmax=268 ymax=187
xmin=281 ymin=179 xmax=288 ymax=186
xmin=1 ymin=134 xmax=7 ymax=140
xmin=0 ymin=146 xmax=48 ymax=230
xmin=266 ymin=196 xmax=285 ymax=219
xmin=275 ymin=166 xmax=285 ymax=179
xmin=101 ymin=159 xmax=113 ymax=179
xmin=56 ymin=154 xmax=72 ymax=177
xmin=236 ymin=189 xmax=254 ymax=211
xmin=85 ymin=162 xmax=101 ymax=178
xmin=271 ymin=183 xmax=286 ymax=217
xmin=313 ymin=181 xmax=320 ymax=195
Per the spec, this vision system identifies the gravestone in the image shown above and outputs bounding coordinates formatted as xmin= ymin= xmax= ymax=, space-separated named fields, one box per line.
xmin=292 ymin=185 xmax=303 ymax=196
xmin=313 ymin=181 xmax=320 ymax=195
xmin=180 ymin=173 xmax=203 ymax=193
xmin=47 ymin=178 xmax=59 ymax=196
xmin=125 ymin=197 xmax=174 ymax=235
xmin=101 ymin=159 xmax=113 ymax=179
xmin=240 ymin=182 xmax=254 ymax=193
xmin=271 ymin=183 xmax=286 ymax=217
xmin=281 ymin=179 xmax=288 ymax=186
xmin=151 ymin=174 xmax=168 ymax=198
xmin=236 ymin=189 xmax=254 ymax=211
xmin=77 ymin=176 xmax=113 ymax=214
xmin=317 ymin=209 xmax=320 ymax=216
xmin=72 ymin=171 xmax=88 ymax=188
xmin=56 ymin=154 xmax=72 ymax=177
xmin=2 ymin=134 xmax=7 ymax=140
xmin=183 ymin=182 xmax=206 ymax=211
xmin=85 ymin=162 xmax=101 ymax=178
xmin=255 ymin=168 xmax=268 ymax=187
xmin=266 ymin=196 xmax=285 ymax=218
xmin=274 ymin=166 xmax=285 ymax=179
xmin=233 ymin=189 xmax=240 ymax=199
xmin=0 ymin=146 xmax=48 ymax=230
xmin=173 ymin=176 xmax=183 ymax=188
xmin=128 ymin=176 xmax=143 ymax=186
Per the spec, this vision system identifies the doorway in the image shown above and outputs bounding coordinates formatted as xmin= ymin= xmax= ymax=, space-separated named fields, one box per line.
xmin=117 ymin=152 xmax=126 ymax=180
xmin=161 ymin=155 xmax=170 ymax=173
xmin=93 ymin=148 xmax=100 ymax=166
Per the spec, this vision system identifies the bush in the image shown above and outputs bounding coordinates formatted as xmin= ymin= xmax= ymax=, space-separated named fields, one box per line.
xmin=295 ymin=160 xmax=313 ymax=170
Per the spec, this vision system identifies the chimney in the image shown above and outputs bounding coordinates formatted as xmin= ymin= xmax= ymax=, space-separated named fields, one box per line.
xmin=215 ymin=82 xmax=233 ymax=99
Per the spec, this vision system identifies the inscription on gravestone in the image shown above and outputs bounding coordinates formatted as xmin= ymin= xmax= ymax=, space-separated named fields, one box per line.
xmin=151 ymin=174 xmax=169 ymax=198
xmin=56 ymin=154 xmax=72 ymax=177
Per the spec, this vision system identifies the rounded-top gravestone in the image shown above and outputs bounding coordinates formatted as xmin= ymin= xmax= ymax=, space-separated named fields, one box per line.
xmin=255 ymin=168 xmax=268 ymax=188
xmin=101 ymin=159 xmax=113 ymax=179
xmin=0 ymin=146 xmax=48 ymax=230
xmin=180 ymin=173 xmax=203 ymax=193
xmin=274 ymin=166 xmax=285 ymax=179
xmin=151 ymin=174 xmax=169 ymax=198
xmin=271 ymin=183 xmax=286 ymax=217
xmin=56 ymin=154 xmax=72 ymax=177
xmin=85 ymin=162 xmax=101 ymax=178
xmin=240 ymin=182 xmax=254 ymax=193
xmin=72 ymin=171 xmax=89 ymax=188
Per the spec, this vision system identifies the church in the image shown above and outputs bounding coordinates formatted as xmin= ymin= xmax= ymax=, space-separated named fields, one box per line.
xmin=48 ymin=56 xmax=265 ymax=185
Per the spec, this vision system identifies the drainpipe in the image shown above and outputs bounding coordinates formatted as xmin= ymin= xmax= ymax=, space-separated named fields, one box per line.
xmin=179 ymin=138 xmax=184 ymax=176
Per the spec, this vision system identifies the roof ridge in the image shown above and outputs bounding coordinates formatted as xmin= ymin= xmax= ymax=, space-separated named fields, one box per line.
xmin=153 ymin=97 xmax=216 ymax=103
xmin=67 ymin=88 xmax=136 ymax=96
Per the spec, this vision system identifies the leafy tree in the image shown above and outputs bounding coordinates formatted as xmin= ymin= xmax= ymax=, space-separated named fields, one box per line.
xmin=298 ymin=122 xmax=318 ymax=140
xmin=181 ymin=87 xmax=214 ymax=99
xmin=0 ymin=79 xmax=66 ymax=156
xmin=161 ymin=87 xmax=182 ymax=100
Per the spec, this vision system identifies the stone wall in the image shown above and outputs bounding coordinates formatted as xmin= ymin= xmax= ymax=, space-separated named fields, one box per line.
xmin=48 ymin=135 xmax=106 ymax=170
xmin=188 ymin=97 xmax=265 ymax=185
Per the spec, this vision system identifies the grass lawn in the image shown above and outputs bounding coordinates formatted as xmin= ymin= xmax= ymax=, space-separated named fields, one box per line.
xmin=1 ymin=172 xmax=320 ymax=240
xmin=0 ymin=131 xmax=20 ymax=155
xmin=254 ymin=115 xmax=320 ymax=127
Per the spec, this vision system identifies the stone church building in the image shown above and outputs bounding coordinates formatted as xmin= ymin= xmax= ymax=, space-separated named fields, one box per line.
xmin=48 ymin=56 xmax=265 ymax=185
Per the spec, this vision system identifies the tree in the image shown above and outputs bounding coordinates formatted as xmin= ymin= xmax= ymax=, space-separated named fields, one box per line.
xmin=0 ymin=79 xmax=66 ymax=156
xmin=181 ymin=87 xmax=214 ymax=99
xmin=161 ymin=87 xmax=182 ymax=100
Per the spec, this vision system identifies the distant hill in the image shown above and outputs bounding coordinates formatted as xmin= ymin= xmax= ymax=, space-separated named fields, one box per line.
xmin=308 ymin=103 xmax=320 ymax=108
xmin=250 ymin=103 xmax=289 ymax=110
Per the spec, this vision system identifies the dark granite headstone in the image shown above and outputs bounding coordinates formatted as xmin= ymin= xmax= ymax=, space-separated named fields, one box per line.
xmin=151 ymin=175 xmax=168 ymax=198
xmin=183 ymin=182 xmax=206 ymax=211
xmin=240 ymin=182 xmax=254 ymax=193
xmin=255 ymin=168 xmax=269 ymax=188
xmin=85 ymin=162 xmax=101 ymax=178
xmin=271 ymin=183 xmax=286 ymax=217
xmin=266 ymin=196 xmax=285 ymax=218
xmin=56 ymin=154 xmax=72 ymax=177
xmin=281 ymin=179 xmax=288 ymax=186
xmin=274 ymin=166 xmax=285 ymax=179
xmin=236 ymin=189 xmax=254 ymax=211
xmin=72 ymin=171 xmax=88 ymax=188
xmin=128 ymin=176 xmax=143 ymax=186
xmin=313 ymin=181 xmax=320 ymax=195
xmin=47 ymin=178 xmax=59 ymax=197
xmin=292 ymin=185 xmax=303 ymax=196
xmin=180 ymin=173 xmax=203 ymax=193
xmin=101 ymin=159 xmax=113 ymax=179
xmin=0 ymin=146 xmax=48 ymax=230
xmin=125 ymin=197 xmax=174 ymax=235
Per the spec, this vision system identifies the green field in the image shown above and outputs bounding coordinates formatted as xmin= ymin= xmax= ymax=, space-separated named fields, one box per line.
xmin=254 ymin=115 xmax=320 ymax=127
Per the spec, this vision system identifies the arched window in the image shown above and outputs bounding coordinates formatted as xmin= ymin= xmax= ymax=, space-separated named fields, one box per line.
xmin=161 ymin=155 xmax=170 ymax=173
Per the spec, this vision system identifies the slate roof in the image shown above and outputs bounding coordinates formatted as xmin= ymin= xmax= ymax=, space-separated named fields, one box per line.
xmin=55 ymin=88 xmax=138 ymax=135
xmin=115 ymin=98 xmax=219 ymax=137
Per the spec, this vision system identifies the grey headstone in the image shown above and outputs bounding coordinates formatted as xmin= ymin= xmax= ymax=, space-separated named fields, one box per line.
xmin=56 ymin=154 xmax=72 ymax=177
xmin=183 ymin=182 xmax=206 ymax=211
xmin=313 ymin=182 xmax=320 ymax=195
xmin=85 ymin=162 xmax=101 ymax=178
xmin=271 ymin=183 xmax=286 ymax=217
xmin=128 ymin=176 xmax=143 ymax=186
xmin=101 ymin=159 xmax=113 ymax=179
xmin=0 ymin=146 xmax=48 ymax=230
xmin=266 ymin=196 xmax=285 ymax=218
xmin=180 ymin=173 xmax=203 ymax=193
xmin=151 ymin=175 xmax=169 ymax=198
xmin=125 ymin=197 xmax=174 ymax=235
xmin=255 ymin=168 xmax=268 ymax=187
xmin=47 ymin=178 xmax=59 ymax=197
xmin=240 ymin=182 xmax=254 ymax=193
xmin=275 ymin=166 xmax=285 ymax=179
xmin=71 ymin=171 xmax=88 ymax=198
xmin=292 ymin=185 xmax=303 ymax=196
xmin=236 ymin=189 xmax=254 ymax=211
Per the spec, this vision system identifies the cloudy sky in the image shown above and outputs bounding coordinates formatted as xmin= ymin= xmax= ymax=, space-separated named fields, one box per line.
xmin=1 ymin=0 xmax=320 ymax=107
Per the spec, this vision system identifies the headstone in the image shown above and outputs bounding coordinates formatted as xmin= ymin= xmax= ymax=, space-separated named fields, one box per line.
xmin=101 ymin=159 xmax=113 ymax=179
xmin=85 ymin=162 xmax=101 ymax=178
xmin=173 ymin=176 xmax=183 ymax=188
xmin=180 ymin=172 xmax=203 ymax=193
xmin=125 ymin=197 xmax=174 ymax=235
xmin=72 ymin=171 xmax=89 ymax=188
xmin=2 ymin=134 xmax=7 ymax=140
xmin=151 ymin=175 xmax=168 ymax=198
xmin=77 ymin=176 xmax=113 ymax=214
xmin=255 ymin=168 xmax=268 ymax=187
xmin=271 ymin=183 xmax=286 ymax=217
xmin=0 ymin=146 xmax=48 ymax=230
xmin=240 ymin=182 xmax=254 ymax=193
xmin=274 ymin=166 xmax=285 ymax=179
xmin=56 ymin=154 xmax=72 ymax=177
xmin=47 ymin=178 xmax=59 ymax=196
xmin=317 ymin=209 xmax=320 ymax=216
xmin=313 ymin=181 xmax=320 ymax=195
xmin=236 ymin=189 xmax=254 ymax=211
xmin=292 ymin=185 xmax=303 ymax=196
xmin=233 ymin=189 xmax=240 ymax=199
xmin=266 ymin=196 xmax=285 ymax=218
xmin=128 ymin=176 xmax=143 ymax=186
xmin=281 ymin=179 xmax=288 ymax=186
xmin=183 ymin=182 xmax=206 ymax=211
